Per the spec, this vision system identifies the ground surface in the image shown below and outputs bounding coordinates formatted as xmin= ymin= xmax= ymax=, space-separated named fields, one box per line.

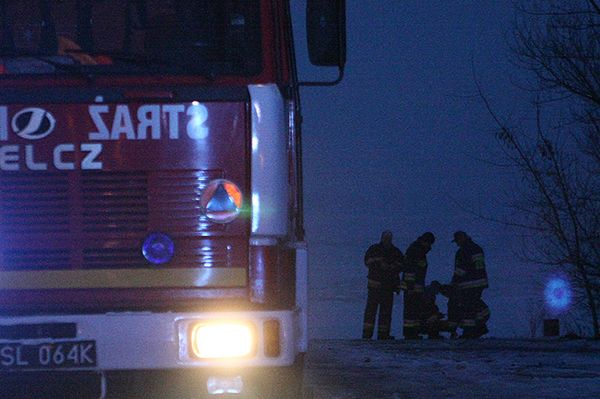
xmin=304 ymin=339 xmax=600 ymax=399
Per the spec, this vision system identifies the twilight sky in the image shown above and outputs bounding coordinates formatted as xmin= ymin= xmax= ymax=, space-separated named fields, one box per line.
xmin=291 ymin=1 xmax=548 ymax=338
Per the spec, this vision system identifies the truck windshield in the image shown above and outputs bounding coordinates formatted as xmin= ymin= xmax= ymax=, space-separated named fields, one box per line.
xmin=0 ymin=0 xmax=262 ymax=77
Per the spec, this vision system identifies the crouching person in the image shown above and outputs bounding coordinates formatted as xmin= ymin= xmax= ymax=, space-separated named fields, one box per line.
xmin=419 ymin=281 xmax=458 ymax=339
xmin=441 ymin=284 xmax=491 ymax=339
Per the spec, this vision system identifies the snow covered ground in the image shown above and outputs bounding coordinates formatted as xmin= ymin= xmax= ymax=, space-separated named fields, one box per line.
xmin=304 ymin=339 xmax=600 ymax=399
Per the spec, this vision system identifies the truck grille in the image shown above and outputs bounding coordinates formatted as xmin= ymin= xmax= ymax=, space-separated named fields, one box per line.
xmin=82 ymin=172 xmax=149 ymax=234
xmin=0 ymin=170 xmax=247 ymax=271
xmin=0 ymin=173 xmax=70 ymax=234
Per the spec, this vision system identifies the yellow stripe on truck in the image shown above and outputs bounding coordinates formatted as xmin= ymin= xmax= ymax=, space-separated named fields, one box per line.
xmin=0 ymin=268 xmax=247 ymax=290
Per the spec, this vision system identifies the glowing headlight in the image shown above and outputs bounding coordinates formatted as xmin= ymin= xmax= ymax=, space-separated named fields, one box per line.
xmin=200 ymin=179 xmax=243 ymax=223
xmin=191 ymin=322 xmax=255 ymax=359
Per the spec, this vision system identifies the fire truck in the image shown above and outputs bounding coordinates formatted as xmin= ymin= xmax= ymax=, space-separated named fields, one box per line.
xmin=0 ymin=1 xmax=345 ymax=397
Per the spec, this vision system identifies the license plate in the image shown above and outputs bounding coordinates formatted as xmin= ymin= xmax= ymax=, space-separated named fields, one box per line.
xmin=0 ymin=341 xmax=96 ymax=370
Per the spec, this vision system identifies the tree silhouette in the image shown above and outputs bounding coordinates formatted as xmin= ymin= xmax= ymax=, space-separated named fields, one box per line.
xmin=484 ymin=0 xmax=600 ymax=337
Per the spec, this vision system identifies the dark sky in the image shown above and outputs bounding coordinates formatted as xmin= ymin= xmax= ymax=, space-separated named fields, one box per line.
xmin=291 ymin=1 xmax=545 ymax=338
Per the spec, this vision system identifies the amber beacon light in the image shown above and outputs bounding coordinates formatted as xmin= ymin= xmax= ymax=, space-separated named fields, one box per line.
xmin=200 ymin=179 xmax=243 ymax=223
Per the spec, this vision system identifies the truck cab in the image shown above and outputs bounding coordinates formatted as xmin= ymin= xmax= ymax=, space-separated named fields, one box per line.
xmin=0 ymin=0 xmax=344 ymax=397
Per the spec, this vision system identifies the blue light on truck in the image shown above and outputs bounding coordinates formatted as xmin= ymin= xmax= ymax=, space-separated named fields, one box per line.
xmin=142 ymin=232 xmax=175 ymax=265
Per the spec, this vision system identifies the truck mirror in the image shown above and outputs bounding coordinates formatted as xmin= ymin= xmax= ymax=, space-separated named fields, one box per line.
xmin=306 ymin=0 xmax=346 ymax=68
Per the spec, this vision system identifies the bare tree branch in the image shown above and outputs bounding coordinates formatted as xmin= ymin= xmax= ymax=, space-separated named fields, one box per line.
xmin=482 ymin=0 xmax=600 ymax=337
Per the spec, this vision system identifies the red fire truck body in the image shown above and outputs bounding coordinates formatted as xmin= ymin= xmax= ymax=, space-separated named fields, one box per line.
xmin=0 ymin=0 xmax=346 ymax=397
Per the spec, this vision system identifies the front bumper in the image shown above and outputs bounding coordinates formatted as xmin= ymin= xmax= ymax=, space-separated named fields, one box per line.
xmin=0 ymin=354 xmax=305 ymax=398
xmin=0 ymin=310 xmax=300 ymax=371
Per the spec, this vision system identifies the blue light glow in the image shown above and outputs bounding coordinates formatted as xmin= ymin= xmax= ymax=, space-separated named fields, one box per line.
xmin=544 ymin=278 xmax=572 ymax=312
xmin=142 ymin=232 xmax=175 ymax=265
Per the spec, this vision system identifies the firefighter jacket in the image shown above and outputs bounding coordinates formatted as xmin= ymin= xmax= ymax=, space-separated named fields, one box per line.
xmin=452 ymin=239 xmax=489 ymax=290
xmin=364 ymin=243 xmax=404 ymax=291
xmin=401 ymin=240 xmax=429 ymax=293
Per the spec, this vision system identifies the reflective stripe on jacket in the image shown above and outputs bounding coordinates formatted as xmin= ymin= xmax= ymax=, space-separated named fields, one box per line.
xmin=452 ymin=239 xmax=489 ymax=290
xmin=364 ymin=243 xmax=404 ymax=290
xmin=402 ymin=239 xmax=429 ymax=292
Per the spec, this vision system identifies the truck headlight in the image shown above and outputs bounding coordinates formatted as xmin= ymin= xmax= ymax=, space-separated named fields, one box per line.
xmin=191 ymin=322 xmax=255 ymax=359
